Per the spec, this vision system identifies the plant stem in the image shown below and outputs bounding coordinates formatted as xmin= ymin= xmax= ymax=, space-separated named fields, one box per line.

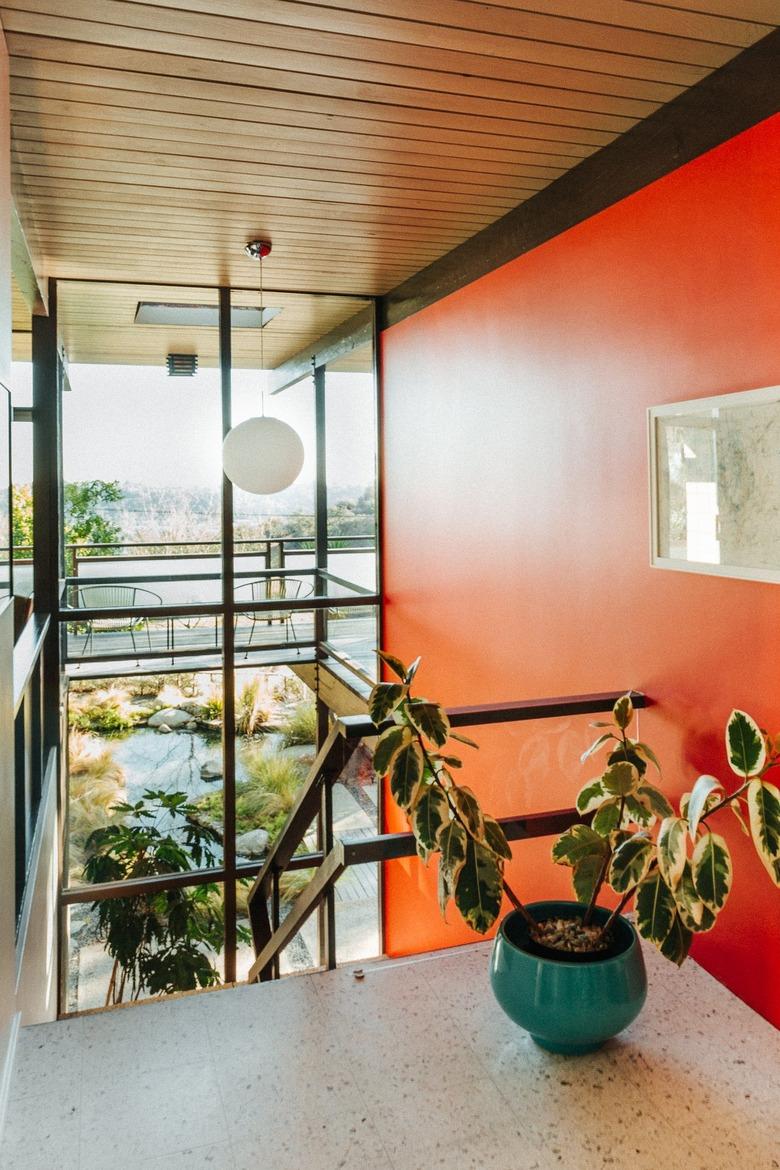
xmin=417 ymin=736 xmax=537 ymax=930
xmin=700 ymin=781 xmax=751 ymax=822
xmin=583 ymin=846 xmax=613 ymax=927
xmin=583 ymin=736 xmax=630 ymax=926
xmin=600 ymin=882 xmax=638 ymax=937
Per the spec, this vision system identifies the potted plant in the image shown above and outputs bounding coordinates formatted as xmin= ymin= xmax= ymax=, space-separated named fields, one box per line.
xmin=369 ymin=652 xmax=780 ymax=1054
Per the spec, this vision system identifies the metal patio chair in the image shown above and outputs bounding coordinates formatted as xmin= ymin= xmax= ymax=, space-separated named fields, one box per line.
xmin=234 ymin=576 xmax=313 ymax=657
xmin=75 ymin=584 xmax=163 ymax=660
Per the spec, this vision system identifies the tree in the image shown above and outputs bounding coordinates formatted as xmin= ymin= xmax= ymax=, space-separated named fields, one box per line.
xmin=84 ymin=789 xmax=228 ymax=1005
xmin=64 ymin=480 xmax=123 ymax=551
xmin=11 ymin=479 xmax=124 ymax=564
xmin=11 ymin=484 xmax=33 ymax=556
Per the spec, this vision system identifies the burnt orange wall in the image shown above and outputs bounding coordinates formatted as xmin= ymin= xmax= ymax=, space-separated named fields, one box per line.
xmin=380 ymin=113 xmax=780 ymax=1027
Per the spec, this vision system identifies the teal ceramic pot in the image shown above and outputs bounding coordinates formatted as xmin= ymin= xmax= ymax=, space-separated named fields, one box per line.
xmin=490 ymin=901 xmax=647 ymax=1055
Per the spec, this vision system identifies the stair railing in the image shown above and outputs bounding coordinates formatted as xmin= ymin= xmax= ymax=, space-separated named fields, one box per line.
xmin=246 ymin=689 xmax=647 ymax=982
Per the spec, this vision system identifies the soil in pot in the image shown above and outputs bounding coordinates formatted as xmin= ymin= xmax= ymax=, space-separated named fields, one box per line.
xmin=504 ymin=906 xmax=633 ymax=965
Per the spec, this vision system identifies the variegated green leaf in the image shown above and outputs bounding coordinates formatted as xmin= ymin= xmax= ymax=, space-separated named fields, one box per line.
xmin=726 ymin=709 xmax=767 ymax=778
xmin=607 ymin=747 xmax=647 ymax=777
xmin=572 ymin=853 xmax=605 ymax=904
xmin=692 ymin=832 xmax=732 ymax=911
xmin=368 ymin=682 xmax=406 ymax=725
xmin=609 ymin=836 xmax=655 ymax=893
xmin=406 ymin=700 xmax=450 ymax=748
xmin=623 ymin=793 xmax=655 ymax=828
xmin=632 ymin=741 xmax=662 ymax=774
xmin=405 ymin=656 xmax=422 ymax=684
xmin=390 ymin=741 xmax=424 ymax=811
xmin=450 ymin=786 xmax=484 ymax=838
xmin=613 ymin=694 xmax=634 ymax=731
xmin=376 ymin=650 xmax=408 ymax=681
xmin=449 ymin=731 xmax=479 ymax=749
xmin=437 ymin=754 xmax=462 ymax=768
xmin=657 ymin=817 xmax=688 ymax=889
xmin=439 ymin=818 xmax=467 ymax=864
xmin=483 ymin=815 xmax=511 ymax=861
xmin=673 ymin=862 xmax=716 ymax=933
xmin=580 ymin=732 xmax=615 ymax=764
xmin=728 ymin=799 xmax=751 ymax=837
xmin=687 ymin=774 xmax=723 ymax=841
xmin=576 ymin=778 xmax=608 ymax=814
xmin=659 ymin=911 xmax=694 ymax=966
xmin=552 ymin=824 xmax=607 ymax=866
xmin=592 ymin=797 xmax=622 ymax=836
xmin=638 ymin=784 xmax=674 ymax=819
xmin=454 ymin=838 xmax=503 ymax=934
xmin=372 ymin=725 xmax=409 ymax=776
xmin=438 ymin=859 xmax=455 ymax=915
xmin=635 ymin=869 xmax=676 ymax=946
xmin=747 ymin=779 xmax=780 ymax=885
xmin=601 ymin=761 xmax=640 ymax=796
xmin=412 ymin=786 xmax=450 ymax=863
xmin=680 ymin=792 xmax=691 ymax=818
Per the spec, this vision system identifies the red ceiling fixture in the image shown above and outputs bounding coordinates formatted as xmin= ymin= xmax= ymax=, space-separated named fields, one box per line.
xmin=244 ymin=239 xmax=272 ymax=261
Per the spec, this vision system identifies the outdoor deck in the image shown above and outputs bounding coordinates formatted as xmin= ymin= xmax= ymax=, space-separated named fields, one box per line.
xmin=65 ymin=612 xmax=377 ymax=679
xmin=3 ymin=941 xmax=777 ymax=1169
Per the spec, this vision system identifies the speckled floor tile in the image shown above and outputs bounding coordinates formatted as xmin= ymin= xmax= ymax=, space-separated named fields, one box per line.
xmin=1 ymin=1085 xmax=80 ymax=1170
xmin=2 ymin=940 xmax=779 ymax=1170
xmin=79 ymin=1061 xmax=226 ymax=1168
xmin=231 ymin=1113 xmax=393 ymax=1170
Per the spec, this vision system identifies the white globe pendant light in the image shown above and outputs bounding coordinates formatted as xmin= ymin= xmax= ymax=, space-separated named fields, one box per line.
xmin=223 ymin=415 xmax=304 ymax=494
xmin=222 ymin=240 xmax=304 ymax=495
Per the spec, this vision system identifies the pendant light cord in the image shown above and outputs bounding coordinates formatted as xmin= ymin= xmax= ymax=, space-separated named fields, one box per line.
xmin=259 ymin=250 xmax=265 ymax=416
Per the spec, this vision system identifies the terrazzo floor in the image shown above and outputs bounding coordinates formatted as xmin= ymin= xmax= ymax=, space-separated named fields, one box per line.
xmin=2 ymin=941 xmax=778 ymax=1170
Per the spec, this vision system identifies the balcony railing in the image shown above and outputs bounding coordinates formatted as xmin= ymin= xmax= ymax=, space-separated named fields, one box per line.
xmin=49 ymin=535 xmax=378 ymax=674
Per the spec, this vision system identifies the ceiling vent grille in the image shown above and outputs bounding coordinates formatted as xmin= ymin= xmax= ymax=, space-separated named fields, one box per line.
xmin=167 ymin=353 xmax=198 ymax=377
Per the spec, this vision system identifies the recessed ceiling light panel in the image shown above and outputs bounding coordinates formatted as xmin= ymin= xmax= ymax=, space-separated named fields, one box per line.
xmin=135 ymin=303 xmax=281 ymax=328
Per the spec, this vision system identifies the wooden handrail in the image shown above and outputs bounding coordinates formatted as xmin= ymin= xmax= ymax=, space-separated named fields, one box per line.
xmin=247 ymin=842 xmax=346 ymax=983
xmin=246 ymin=689 xmax=646 ymax=984
xmin=339 ymin=689 xmax=647 ymax=739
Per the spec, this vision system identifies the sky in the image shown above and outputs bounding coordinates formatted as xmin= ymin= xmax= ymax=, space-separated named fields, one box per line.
xmin=11 ymin=362 xmax=376 ymax=498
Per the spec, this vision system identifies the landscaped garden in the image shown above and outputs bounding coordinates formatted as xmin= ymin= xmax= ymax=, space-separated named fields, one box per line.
xmin=65 ymin=666 xmax=319 ymax=1009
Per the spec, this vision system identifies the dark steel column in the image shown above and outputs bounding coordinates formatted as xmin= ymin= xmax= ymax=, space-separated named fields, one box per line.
xmin=32 ymin=280 xmax=61 ymax=753
xmin=219 ymin=286 xmax=237 ymax=983
xmin=313 ymin=362 xmax=336 ymax=969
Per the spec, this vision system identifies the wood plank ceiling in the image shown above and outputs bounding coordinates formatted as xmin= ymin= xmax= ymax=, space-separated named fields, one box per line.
xmin=2 ymin=1 xmax=777 ymax=301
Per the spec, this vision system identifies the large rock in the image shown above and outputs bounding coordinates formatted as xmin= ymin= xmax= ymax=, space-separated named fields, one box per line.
xmin=235 ymin=828 xmax=269 ymax=859
xmin=200 ymin=759 xmax=222 ymax=781
xmin=148 ymin=707 xmax=192 ymax=729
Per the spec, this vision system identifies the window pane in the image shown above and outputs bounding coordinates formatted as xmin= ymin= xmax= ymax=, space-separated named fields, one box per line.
xmin=59 ymin=281 xmax=223 ymax=608
xmin=65 ymin=884 xmax=225 ymax=1011
xmin=66 ymin=669 xmax=224 ymax=887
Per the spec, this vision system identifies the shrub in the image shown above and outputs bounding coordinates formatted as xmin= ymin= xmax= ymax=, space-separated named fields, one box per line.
xmin=67 ymin=731 xmax=126 ymax=877
xmin=83 ymin=789 xmax=242 ymax=1004
xmin=280 ymin=700 xmax=317 ymax=747
xmin=68 ymin=686 xmax=145 ymax=736
xmin=235 ymin=677 xmax=268 ymax=737
xmin=194 ymin=745 xmax=305 ymax=841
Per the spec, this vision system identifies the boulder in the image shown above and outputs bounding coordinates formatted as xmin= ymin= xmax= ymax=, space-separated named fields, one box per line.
xmin=185 ymin=720 xmax=198 ymax=731
xmin=235 ymin=828 xmax=269 ymax=859
xmin=157 ymin=723 xmax=172 ymax=734
xmin=200 ymin=760 xmax=222 ymax=781
xmin=148 ymin=707 xmax=192 ymax=729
